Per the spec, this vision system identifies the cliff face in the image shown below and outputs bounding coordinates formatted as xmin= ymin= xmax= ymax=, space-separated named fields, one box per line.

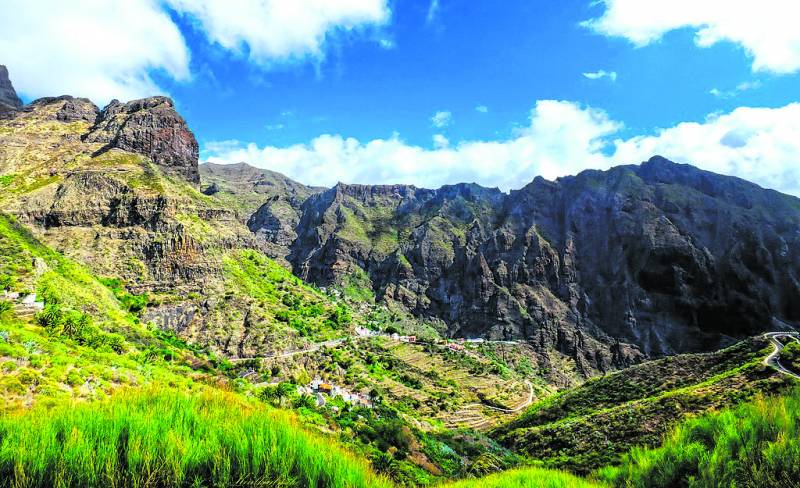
xmin=0 ymin=65 xmax=23 ymax=113
xmin=250 ymin=157 xmax=800 ymax=359
xmin=84 ymin=97 xmax=200 ymax=184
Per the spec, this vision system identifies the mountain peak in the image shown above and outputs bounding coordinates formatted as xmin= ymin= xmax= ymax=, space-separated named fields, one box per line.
xmin=0 ymin=65 xmax=23 ymax=113
xmin=84 ymin=96 xmax=200 ymax=184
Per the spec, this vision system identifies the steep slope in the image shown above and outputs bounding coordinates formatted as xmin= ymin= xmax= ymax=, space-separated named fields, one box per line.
xmin=492 ymin=337 xmax=795 ymax=474
xmin=200 ymin=161 xmax=321 ymax=218
xmin=251 ymin=158 xmax=800 ymax=357
xmin=0 ymin=65 xmax=22 ymax=113
xmin=0 ymin=94 xmax=345 ymax=359
xmin=200 ymin=161 xmax=323 ymax=264
xmin=598 ymin=385 xmax=800 ymax=487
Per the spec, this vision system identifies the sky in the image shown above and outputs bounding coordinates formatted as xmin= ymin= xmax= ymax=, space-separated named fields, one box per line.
xmin=2 ymin=0 xmax=800 ymax=195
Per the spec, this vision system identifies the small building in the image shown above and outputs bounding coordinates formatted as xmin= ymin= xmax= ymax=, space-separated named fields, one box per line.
xmin=318 ymin=383 xmax=333 ymax=394
xmin=447 ymin=343 xmax=465 ymax=352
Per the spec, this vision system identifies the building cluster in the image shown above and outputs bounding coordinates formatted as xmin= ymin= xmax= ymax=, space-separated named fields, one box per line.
xmin=298 ymin=377 xmax=374 ymax=409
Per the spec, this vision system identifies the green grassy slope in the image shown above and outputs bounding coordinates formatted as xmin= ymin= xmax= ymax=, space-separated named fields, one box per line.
xmin=493 ymin=339 xmax=796 ymax=474
xmin=0 ymin=386 xmax=392 ymax=488
xmin=599 ymin=387 xmax=800 ymax=487
xmin=444 ymin=467 xmax=605 ymax=488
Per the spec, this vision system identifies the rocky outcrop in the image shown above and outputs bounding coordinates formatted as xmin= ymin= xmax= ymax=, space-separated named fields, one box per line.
xmin=0 ymin=65 xmax=23 ymax=113
xmin=29 ymin=96 xmax=98 ymax=122
xmin=251 ymin=157 xmax=800 ymax=361
xmin=201 ymin=162 xmax=322 ymax=218
xmin=84 ymin=97 xmax=200 ymax=183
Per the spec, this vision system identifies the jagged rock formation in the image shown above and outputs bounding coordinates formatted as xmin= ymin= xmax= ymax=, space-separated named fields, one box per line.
xmin=84 ymin=97 xmax=200 ymax=183
xmin=200 ymin=162 xmax=323 ymax=264
xmin=29 ymin=96 xmax=98 ymax=122
xmin=0 ymin=65 xmax=23 ymax=113
xmin=250 ymin=157 xmax=800 ymax=359
xmin=201 ymin=161 xmax=322 ymax=217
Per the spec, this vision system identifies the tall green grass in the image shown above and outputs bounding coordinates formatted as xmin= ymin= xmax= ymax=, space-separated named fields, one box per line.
xmin=599 ymin=387 xmax=800 ymax=487
xmin=442 ymin=467 xmax=605 ymax=488
xmin=0 ymin=386 xmax=392 ymax=488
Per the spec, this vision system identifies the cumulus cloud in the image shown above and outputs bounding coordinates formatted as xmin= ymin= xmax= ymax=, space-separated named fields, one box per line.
xmin=432 ymin=134 xmax=450 ymax=149
xmin=431 ymin=111 xmax=453 ymax=128
xmin=583 ymin=70 xmax=618 ymax=82
xmin=0 ymin=0 xmax=391 ymax=104
xmin=475 ymin=105 xmax=489 ymax=113
xmin=0 ymin=0 xmax=189 ymax=104
xmin=584 ymin=0 xmax=800 ymax=74
xmin=205 ymin=101 xmax=800 ymax=196
xmin=166 ymin=0 xmax=391 ymax=65
xmin=613 ymin=103 xmax=800 ymax=196
xmin=204 ymin=100 xmax=621 ymax=191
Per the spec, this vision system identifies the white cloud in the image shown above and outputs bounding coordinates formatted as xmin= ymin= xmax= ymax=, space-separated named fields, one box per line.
xmin=431 ymin=111 xmax=453 ymax=128
xmin=205 ymin=100 xmax=621 ymax=191
xmin=166 ymin=0 xmax=391 ymax=65
xmin=205 ymin=101 xmax=800 ymax=196
xmin=0 ymin=0 xmax=189 ymax=104
xmin=475 ymin=105 xmax=489 ymax=113
xmin=709 ymin=80 xmax=762 ymax=99
xmin=433 ymin=134 xmax=449 ymax=149
xmin=583 ymin=70 xmax=618 ymax=82
xmin=0 ymin=0 xmax=392 ymax=104
xmin=584 ymin=0 xmax=800 ymax=74
xmin=613 ymin=103 xmax=800 ymax=196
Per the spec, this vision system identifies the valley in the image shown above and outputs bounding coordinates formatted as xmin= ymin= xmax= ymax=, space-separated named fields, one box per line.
xmin=1 ymin=64 xmax=799 ymax=487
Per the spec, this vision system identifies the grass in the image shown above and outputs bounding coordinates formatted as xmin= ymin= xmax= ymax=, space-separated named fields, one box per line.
xmin=0 ymin=386 xmax=392 ymax=488
xmin=443 ymin=467 xmax=605 ymax=488
xmin=598 ymin=387 xmax=800 ymax=487
xmin=493 ymin=338 xmax=794 ymax=474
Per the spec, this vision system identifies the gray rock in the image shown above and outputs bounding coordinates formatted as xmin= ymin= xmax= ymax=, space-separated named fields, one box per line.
xmin=0 ymin=65 xmax=23 ymax=113
xmin=84 ymin=96 xmax=200 ymax=184
xmin=251 ymin=156 xmax=800 ymax=363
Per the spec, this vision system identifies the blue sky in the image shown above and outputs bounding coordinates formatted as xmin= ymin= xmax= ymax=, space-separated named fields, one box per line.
xmin=2 ymin=0 xmax=800 ymax=194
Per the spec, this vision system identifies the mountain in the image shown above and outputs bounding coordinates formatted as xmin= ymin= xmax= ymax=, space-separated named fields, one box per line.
xmin=492 ymin=336 xmax=792 ymax=473
xmin=199 ymin=161 xmax=322 ymax=217
xmin=249 ymin=158 xmax=800 ymax=359
xmin=199 ymin=162 xmax=323 ymax=264
xmin=0 ymin=65 xmax=22 ymax=113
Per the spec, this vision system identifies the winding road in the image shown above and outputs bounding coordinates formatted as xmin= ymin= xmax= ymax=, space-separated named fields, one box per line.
xmin=763 ymin=332 xmax=800 ymax=379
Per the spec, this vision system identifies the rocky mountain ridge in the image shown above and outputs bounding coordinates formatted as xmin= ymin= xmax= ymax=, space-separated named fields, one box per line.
xmin=249 ymin=157 xmax=800 ymax=358
xmin=2 ymin=65 xmax=798 ymax=372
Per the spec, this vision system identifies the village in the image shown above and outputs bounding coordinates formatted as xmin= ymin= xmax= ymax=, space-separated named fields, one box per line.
xmin=297 ymin=377 xmax=374 ymax=409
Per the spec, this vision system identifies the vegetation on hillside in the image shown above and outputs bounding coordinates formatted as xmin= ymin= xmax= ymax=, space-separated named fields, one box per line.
xmin=0 ymin=387 xmax=392 ymax=488
xmin=494 ymin=339 xmax=795 ymax=474
xmin=778 ymin=340 xmax=800 ymax=375
xmin=599 ymin=387 xmax=800 ymax=488
xmin=444 ymin=467 xmax=605 ymax=488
